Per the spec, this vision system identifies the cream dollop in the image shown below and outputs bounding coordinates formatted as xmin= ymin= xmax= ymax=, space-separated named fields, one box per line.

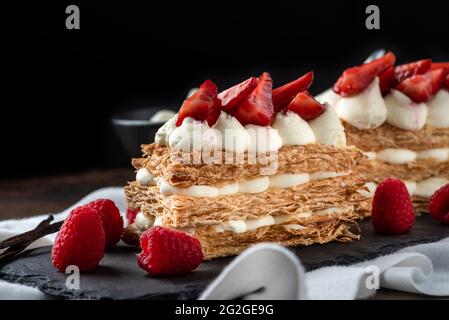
xmin=427 ymin=90 xmax=449 ymax=128
xmin=272 ymin=111 xmax=316 ymax=145
xmin=134 ymin=212 xmax=154 ymax=230
xmin=213 ymin=111 xmax=250 ymax=152
xmin=245 ymin=125 xmax=283 ymax=153
xmin=309 ymin=105 xmax=346 ymax=146
xmin=316 ymin=88 xmax=340 ymax=106
xmin=238 ymin=176 xmax=270 ymax=193
xmin=156 ymin=178 xmax=219 ymax=197
xmin=136 ymin=168 xmax=154 ymax=186
xmin=385 ymin=90 xmax=428 ymax=131
xmin=269 ymin=173 xmax=310 ymax=188
xmin=154 ymin=114 xmax=178 ymax=146
xmin=335 ymin=77 xmax=387 ymax=129
xmin=376 ymin=148 xmax=417 ymax=165
xmin=414 ymin=177 xmax=449 ymax=198
xmin=168 ymin=117 xmax=221 ymax=152
xmin=416 ymin=148 xmax=449 ymax=162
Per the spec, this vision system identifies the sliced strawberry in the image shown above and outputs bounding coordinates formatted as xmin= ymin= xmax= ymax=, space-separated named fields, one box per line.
xmin=287 ymin=91 xmax=326 ymax=121
xmin=431 ymin=62 xmax=449 ymax=71
xmin=379 ymin=59 xmax=432 ymax=95
xmin=231 ymin=72 xmax=274 ymax=126
xmin=395 ymin=59 xmax=432 ymax=83
xmin=378 ymin=66 xmax=395 ymax=95
xmin=176 ymin=80 xmax=221 ymax=126
xmin=218 ymin=77 xmax=258 ymax=112
xmin=445 ymin=75 xmax=449 ymax=91
xmin=272 ymin=71 xmax=314 ymax=112
xmin=333 ymin=51 xmax=396 ymax=96
xmin=395 ymin=69 xmax=447 ymax=103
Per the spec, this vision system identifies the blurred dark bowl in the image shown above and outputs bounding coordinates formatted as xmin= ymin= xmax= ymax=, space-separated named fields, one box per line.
xmin=111 ymin=107 xmax=177 ymax=158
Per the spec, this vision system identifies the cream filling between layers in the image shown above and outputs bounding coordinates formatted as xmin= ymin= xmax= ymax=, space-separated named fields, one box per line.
xmin=134 ymin=209 xmax=347 ymax=235
xmin=363 ymin=148 xmax=449 ymax=164
xmin=362 ymin=177 xmax=449 ymax=199
xmin=143 ymin=171 xmax=351 ymax=197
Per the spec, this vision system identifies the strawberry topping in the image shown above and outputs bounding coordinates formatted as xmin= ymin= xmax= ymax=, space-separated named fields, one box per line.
xmin=176 ymin=80 xmax=221 ymax=127
xmin=445 ymin=75 xmax=449 ymax=91
xmin=378 ymin=66 xmax=396 ymax=95
xmin=231 ymin=72 xmax=275 ymax=126
xmin=287 ymin=91 xmax=326 ymax=121
xmin=431 ymin=62 xmax=449 ymax=71
xmin=395 ymin=59 xmax=432 ymax=83
xmin=395 ymin=69 xmax=448 ymax=103
xmin=272 ymin=71 xmax=314 ymax=112
xmin=333 ymin=52 xmax=396 ymax=96
xmin=379 ymin=59 xmax=432 ymax=95
xmin=218 ymin=77 xmax=258 ymax=112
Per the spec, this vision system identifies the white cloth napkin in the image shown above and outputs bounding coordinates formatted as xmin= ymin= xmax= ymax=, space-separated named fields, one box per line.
xmin=1 ymin=187 xmax=449 ymax=299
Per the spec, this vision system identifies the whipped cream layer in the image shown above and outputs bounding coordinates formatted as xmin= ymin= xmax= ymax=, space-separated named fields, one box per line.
xmin=321 ymin=76 xmax=449 ymax=130
xmin=363 ymin=148 xmax=449 ymax=164
xmin=334 ymin=77 xmax=387 ymax=130
xmin=134 ymin=208 xmax=348 ymax=235
xmin=136 ymin=168 xmax=350 ymax=197
xmin=366 ymin=177 xmax=448 ymax=199
xmin=155 ymin=108 xmax=346 ymax=154
xmin=385 ymin=90 xmax=428 ymax=130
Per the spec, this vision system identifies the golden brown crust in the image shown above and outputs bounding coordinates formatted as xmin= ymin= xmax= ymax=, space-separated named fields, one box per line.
xmin=125 ymin=174 xmax=372 ymax=227
xmin=122 ymin=210 xmax=360 ymax=259
xmin=356 ymin=159 xmax=449 ymax=183
xmin=132 ymin=143 xmax=366 ymax=188
xmin=199 ymin=211 xmax=360 ymax=259
xmin=344 ymin=122 xmax=449 ymax=152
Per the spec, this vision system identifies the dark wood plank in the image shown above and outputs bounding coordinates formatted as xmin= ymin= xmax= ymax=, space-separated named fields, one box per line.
xmin=0 ymin=169 xmax=134 ymax=219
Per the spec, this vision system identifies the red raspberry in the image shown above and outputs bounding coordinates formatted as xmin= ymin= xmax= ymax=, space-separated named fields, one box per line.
xmin=88 ymin=199 xmax=123 ymax=247
xmin=137 ymin=226 xmax=203 ymax=276
xmin=371 ymin=178 xmax=415 ymax=234
xmin=428 ymin=184 xmax=449 ymax=224
xmin=51 ymin=206 xmax=105 ymax=272
xmin=126 ymin=208 xmax=139 ymax=225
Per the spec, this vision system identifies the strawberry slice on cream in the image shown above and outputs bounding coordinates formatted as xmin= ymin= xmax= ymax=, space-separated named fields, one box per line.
xmin=176 ymin=80 xmax=221 ymax=127
xmin=218 ymin=77 xmax=258 ymax=113
xmin=272 ymin=71 xmax=314 ymax=112
xmin=231 ymin=72 xmax=275 ymax=126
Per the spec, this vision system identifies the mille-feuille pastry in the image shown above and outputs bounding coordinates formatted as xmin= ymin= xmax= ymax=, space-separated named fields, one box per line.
xmin=319 ymin=52 xmax=449 ymax=213
xmin=123 ymin=71 xmax=372 ymax=259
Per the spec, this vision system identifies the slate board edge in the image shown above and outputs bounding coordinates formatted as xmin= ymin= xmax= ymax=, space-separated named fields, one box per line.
xmin=0 ymin=262 xmax=205 ymax=300
xmin=0 ymin=234 xmax=446 ymax=300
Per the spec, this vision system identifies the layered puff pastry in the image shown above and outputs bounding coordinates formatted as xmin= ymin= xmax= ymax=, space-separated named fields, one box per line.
xmin=123 ymin=72 xmax=372 ymax=258
xmin=320 ymin=53 xmax=449 ymax=213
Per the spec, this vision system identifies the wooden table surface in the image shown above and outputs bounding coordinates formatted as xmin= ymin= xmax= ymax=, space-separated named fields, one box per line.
xmin=0 ymin=168 xmax=445 ymax=300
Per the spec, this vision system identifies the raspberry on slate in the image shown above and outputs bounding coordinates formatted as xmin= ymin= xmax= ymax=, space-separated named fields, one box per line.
xmin=88 ymin=199 xmax=124 ymax=248
xmin=51 ymin=206 xmax=105 ymax=272
xmin=137 ymin=226 xmax=203 ymax=276
xmin=371 ymin=178 xmax=415 ymax=235
xmin=428 ymin=184 xmax=449 ymax=224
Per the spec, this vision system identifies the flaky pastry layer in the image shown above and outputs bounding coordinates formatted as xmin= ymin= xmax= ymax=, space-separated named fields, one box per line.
xmin=356 ymin=159 xmax=449 ymax=183
xmin=344 ymin=122 xmax=449 ymax=152
xmin=122 ymin=209 xmax=360 ymax=259
xmin=132 ymin=143 xmax=365 ymax=188
xmin=125 ymin=174 xmax=372 ymax=228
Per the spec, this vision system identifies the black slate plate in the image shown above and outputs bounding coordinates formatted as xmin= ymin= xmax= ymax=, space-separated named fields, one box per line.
xmin=0 ymin=215 xmax=448 ymax=300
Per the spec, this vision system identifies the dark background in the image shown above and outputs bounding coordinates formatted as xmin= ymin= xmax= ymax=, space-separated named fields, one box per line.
xmin=1 ymin=0 xmax=448 ymax=179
